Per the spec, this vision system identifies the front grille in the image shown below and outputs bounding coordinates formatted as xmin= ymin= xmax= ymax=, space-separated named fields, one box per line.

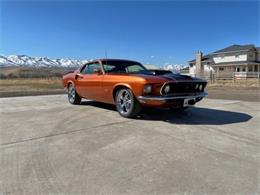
xmin=161 ymin=81 xmax=206 ymax=95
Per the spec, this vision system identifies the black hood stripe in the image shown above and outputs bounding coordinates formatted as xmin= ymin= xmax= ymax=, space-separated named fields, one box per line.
xmin=160 ymin=73 xmax=193 ymax=81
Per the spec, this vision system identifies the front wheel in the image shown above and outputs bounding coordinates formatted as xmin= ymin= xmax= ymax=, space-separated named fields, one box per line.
xmin=68 ymin=84 xmax=81 ymax=105
xmin=115 ymin=88 xmax=141 ymax=118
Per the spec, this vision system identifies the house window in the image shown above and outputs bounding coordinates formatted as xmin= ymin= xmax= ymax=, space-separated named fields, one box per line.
xmin=219 ymin=67 xmax=224 ymax=71
xmin=248 ymin=66 xmax=253 ymax=72
xmin=236 ymin=67 xmax=240 ymax=72
xmin=242 ymin=67 xmax=246 ymax=72
xmin=235 ymin=55 xmax=239 ymax=58
xmin=255 ymin=65 xmax=258 ymax=72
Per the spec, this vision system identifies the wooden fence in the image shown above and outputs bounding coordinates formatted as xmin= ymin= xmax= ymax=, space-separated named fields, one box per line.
xmin=187 ymin=72 xmax=260 ymax=84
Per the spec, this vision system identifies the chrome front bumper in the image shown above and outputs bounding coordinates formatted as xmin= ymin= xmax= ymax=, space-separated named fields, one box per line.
xmin=138 ymin=92 xmax=208 ymax=102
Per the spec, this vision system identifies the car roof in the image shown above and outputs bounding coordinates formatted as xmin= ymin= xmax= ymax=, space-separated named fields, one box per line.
xmin=88 ymin=58 xmax=141 ymax=64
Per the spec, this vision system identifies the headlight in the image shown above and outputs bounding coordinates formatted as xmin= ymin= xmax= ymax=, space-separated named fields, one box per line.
xmin=195 ymin=84 xmax=199 ymax=90
xmin=164 ymin=84 xmax=171 ymax=94
xmin=143 ymin=85 xmax=152 ymax=94
xmin=199 ymin=84 xmax=203 ymax=91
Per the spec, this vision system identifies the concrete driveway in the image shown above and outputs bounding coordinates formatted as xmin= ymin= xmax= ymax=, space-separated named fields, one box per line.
xmin=0 ymin=95 xmax=259 ymax=194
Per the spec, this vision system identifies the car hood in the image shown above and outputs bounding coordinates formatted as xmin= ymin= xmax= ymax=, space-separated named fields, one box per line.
xmin=133 ymin=73 xmax=205 ymax=83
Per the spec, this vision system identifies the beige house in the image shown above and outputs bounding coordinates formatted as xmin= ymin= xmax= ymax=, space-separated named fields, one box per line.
xmin=188 ymin=44 xmax=260 ymax=78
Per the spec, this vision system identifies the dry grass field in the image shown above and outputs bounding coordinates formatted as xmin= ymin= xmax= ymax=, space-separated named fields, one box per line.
xmin=0 ymin=77 xmax=259 ymax=101
xmin=0 ymin=78 xmax=64 ymax=97
xmin=208 ymin=78 xmax=260 ymax=88
xmin=0 ymin=66 xmax=75 ymax=79
xmin=0 ymin=66 xmax=259 ymax=100
xmin=1 ymin=77 xmax=259 ymax=92
xmin=0 ymin=67 xmax=69 ymax=97
xmin=0 ymin=78 xmax=63 ymax=92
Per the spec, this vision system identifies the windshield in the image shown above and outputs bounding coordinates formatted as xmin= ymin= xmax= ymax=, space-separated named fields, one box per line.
xmin=102 ymin=60 xmax=150 ymax=74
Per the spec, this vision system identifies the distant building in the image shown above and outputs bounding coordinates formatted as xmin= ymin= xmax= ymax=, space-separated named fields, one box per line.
xmin=188 ymin=44 xmax=260 ymax=77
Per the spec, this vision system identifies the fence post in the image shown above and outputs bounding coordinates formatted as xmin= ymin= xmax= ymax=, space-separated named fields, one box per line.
xmin=209 ymin=71 xmax=212 ymax=83
xmin=210 ymin=70 xmax=214 ymax=84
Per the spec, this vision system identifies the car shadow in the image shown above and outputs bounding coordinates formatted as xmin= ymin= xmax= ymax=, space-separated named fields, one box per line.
xmin=80 ymin=100 xmax=252 ymax=125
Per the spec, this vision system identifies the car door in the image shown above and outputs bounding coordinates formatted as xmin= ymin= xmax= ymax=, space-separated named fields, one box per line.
xmin=75 ymin=62 xmax=103 ymax=100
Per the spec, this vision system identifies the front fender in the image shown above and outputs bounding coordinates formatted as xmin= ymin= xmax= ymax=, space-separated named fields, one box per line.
xmin=112 ymin=82 xmax=144 ymax=102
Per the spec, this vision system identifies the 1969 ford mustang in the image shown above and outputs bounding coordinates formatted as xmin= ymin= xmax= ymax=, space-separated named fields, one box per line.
xmin=62 ymin=59 xmax=207 ymax=118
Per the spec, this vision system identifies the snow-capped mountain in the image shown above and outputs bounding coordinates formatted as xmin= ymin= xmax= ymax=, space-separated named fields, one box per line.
xmin=162 ymin=64 xmax=188 ymax=73
xmin=0 ymin=54 xmax=85 ymax=67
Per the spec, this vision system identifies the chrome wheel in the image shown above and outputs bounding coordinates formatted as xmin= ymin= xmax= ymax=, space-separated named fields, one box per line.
xmin=68 ymin=85 xmax=76 ymax=103
xmin=115 ymin=88 xmax=141 ymax=118
xmin=67 ymin=84 xmax=81 ymax=105
xmin=116 ymin=89 xmax=133 ymax=115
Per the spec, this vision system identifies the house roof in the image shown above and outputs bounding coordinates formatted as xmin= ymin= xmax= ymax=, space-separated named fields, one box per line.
xmin=212 ymin=44 xmax=255 ymax=54
xmin=188 ymin=44 xmax=258 ymax=64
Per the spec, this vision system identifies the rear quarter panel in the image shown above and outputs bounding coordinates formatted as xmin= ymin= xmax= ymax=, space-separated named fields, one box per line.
xmin=62 ymin=72 xmax=77 ymax=89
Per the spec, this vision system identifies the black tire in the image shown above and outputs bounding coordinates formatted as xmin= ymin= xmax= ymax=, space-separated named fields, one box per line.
xmin=115 ymin=88 xmax=141 ymax=118
xmin=68 ymin=84 xmax=81 ymax=105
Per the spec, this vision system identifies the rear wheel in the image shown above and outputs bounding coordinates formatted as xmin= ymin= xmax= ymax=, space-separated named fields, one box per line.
xmin=68 ymin=84 xmax=81 ymax=105
xmin=116 ymin=88 xmax=141 ymax=118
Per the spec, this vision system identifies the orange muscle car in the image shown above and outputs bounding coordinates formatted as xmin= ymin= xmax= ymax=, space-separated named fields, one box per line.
xmin=62 ymin=59 xmax=207 ymax=118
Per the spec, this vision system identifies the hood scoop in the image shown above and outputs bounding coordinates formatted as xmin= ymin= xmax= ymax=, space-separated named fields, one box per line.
xmin=160 ymin=73 xmax=193 ymax=81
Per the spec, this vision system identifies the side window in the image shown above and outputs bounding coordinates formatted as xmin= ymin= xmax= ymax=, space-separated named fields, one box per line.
xmin=81 ymin=65 xmax=89 ymax=74
xmin=103 ymin=64 xmax=116 ymax=72
xmin=81 ymin=63 xmax=101 ymax=74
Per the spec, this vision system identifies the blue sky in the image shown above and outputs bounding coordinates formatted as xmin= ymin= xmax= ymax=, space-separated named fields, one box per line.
xmin=0 ymin=0 xmax=259 ymax=66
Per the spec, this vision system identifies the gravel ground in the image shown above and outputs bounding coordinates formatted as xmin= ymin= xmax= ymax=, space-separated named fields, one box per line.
xmin=206 ymin=86 xmax=260 ymax=102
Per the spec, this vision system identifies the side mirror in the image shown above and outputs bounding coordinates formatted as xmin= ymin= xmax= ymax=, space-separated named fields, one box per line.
xmin=93 ymin=68 xmax=102 ymax=75
xmin=75 ymin=73 xmax=83 ymax=80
